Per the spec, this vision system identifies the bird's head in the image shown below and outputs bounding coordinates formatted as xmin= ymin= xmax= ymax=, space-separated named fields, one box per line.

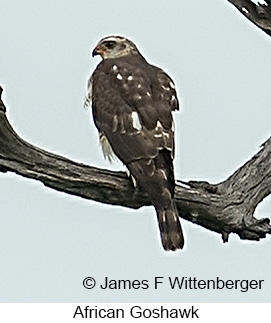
xmin=92 ymin=35 xmax=140 ymax=59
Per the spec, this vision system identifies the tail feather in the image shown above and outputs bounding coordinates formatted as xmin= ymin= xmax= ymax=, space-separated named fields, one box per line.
xmin=156 ymin=202 xmax=184 ymax=251
xmin=126 ymin=156 xmax=184 ymax=251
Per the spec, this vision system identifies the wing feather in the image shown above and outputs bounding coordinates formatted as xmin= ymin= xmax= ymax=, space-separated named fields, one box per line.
xmin=92 ymin=57 xmax=178 ymax=163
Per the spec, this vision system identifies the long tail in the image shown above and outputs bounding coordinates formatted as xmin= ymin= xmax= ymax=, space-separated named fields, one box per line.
xmin=127 ymin=152 xmax=184 ymax=251
xmin=155 ymin=201 xmax=184 ymax=251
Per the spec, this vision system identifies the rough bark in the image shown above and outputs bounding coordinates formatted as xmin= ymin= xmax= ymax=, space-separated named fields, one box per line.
xmin=0 ymin=87 xmax=270 ymax=243
xmin=227 ymin=0 xmax=271 ymax=35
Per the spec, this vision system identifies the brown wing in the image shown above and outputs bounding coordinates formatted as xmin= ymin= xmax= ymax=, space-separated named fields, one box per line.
xmin=91 ymin=57 xmax=178 ymax=163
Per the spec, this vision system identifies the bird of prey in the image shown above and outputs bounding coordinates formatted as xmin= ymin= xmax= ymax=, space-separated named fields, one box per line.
xmin=85 ymin=35 xmax=184 ymax=251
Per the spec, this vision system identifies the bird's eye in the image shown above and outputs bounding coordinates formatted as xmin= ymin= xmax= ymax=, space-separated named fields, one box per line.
xmin=105 ymin=41 xmax=116 ymax=49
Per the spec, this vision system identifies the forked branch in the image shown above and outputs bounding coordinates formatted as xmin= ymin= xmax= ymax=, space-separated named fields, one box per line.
xmin=0 ymin=87 xmax=270 ymax=243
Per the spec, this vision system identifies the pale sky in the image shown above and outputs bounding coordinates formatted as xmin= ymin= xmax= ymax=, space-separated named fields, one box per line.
xmin=0 ymin=0 xmax=270 ymax=302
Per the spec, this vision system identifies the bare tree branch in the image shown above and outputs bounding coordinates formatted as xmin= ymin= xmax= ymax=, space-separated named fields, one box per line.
xmin=0 ymin=86 xmax=270 ymax=243
xmin=227 ymin=0 xmax=271 ymax=35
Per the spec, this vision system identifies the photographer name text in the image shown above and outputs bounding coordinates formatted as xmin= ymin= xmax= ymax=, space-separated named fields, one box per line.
xmin=83 ymin=276 xmax=264 ymax=293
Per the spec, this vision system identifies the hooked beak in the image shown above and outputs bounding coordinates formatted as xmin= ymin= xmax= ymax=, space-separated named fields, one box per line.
xmin=92 ymin=47 xmax=99 ymax=57
xmin=92 ymin=45 xmax=102 ymax=57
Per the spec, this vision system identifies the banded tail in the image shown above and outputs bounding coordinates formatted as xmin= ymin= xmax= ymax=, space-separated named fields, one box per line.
xmin=155 ymin=201 xmax=184 ymax=251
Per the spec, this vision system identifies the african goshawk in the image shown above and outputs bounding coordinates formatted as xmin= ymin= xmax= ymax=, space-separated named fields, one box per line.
xmin=85 ymin=35 xmax=184 ymax=251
